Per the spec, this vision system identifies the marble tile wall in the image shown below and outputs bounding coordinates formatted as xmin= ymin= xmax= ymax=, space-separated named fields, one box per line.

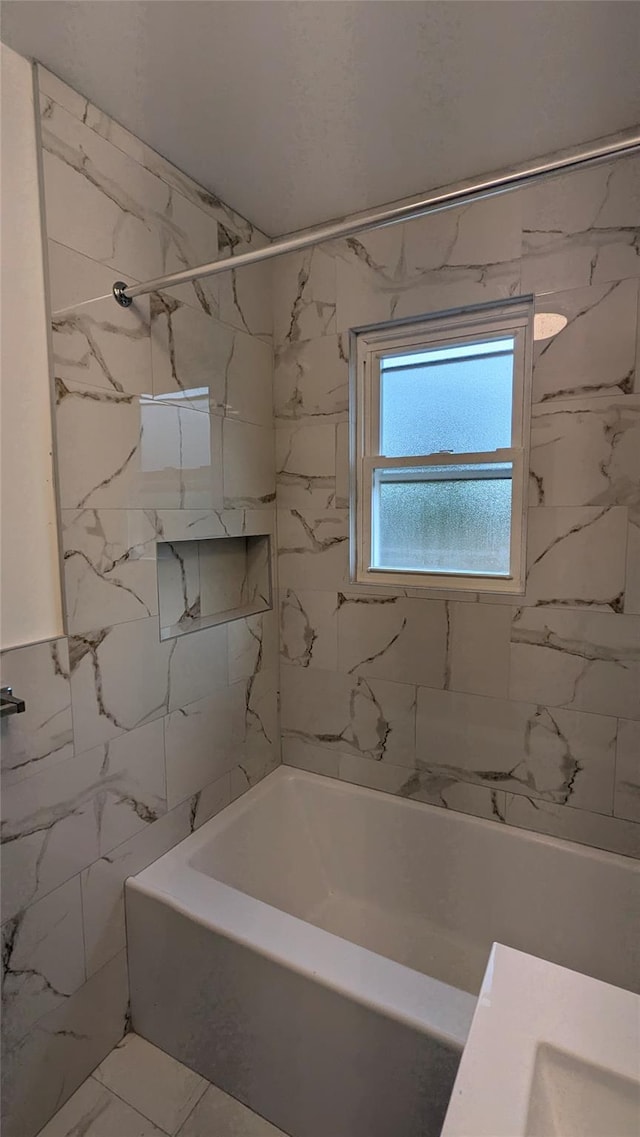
xmin=1 ymin=67 xmax=278 ymax=1137
xmin=273 ymin=155 xmax=640 ymax=863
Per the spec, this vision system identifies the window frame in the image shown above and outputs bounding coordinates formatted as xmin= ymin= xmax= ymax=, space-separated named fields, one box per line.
xmin=350 ymin=299 xmax=533 ymax=594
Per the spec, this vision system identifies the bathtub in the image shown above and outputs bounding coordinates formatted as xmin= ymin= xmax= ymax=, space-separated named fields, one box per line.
xmin=126 ymin=767 xmax=638 ymax=1137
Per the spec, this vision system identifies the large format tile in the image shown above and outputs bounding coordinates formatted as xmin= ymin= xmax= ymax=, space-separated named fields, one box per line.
xmin=228 ymin=610 xmax=279 ymax=684
xmin=447 ymin=602 xmax=511 ymax=698
xmin=0 ymin=639 xmax=73 ymax=785
xmin=1 ymin=720 xmax=166 ymax=920
xmin=222 ymin=419 xmax=275 ymax=507
xmin=1 ymin=877 xmax=85 ymax=1050
xmin=1 ymin=951 xmax=129 ymax=1137
xmin=62 ymin=509 xmax=159 ymax=633
xmin=614 ymin=719 xmax=640 ymax=823
xmin=280 ymin=588 xmax=338 ymax=671
xmin=274 ymin=332 xmax=349 ymax=423
xmin=524 ymin=506 xmax=627 ymax=611
xmin=94 ymin=1032 xmax=207 ymax=1133
xmin=36 ymin=1077 xmax=166 ymax=1137
xmin=337 ymin=751 xmax=508 ymax=823
xmin=337 ymin=594 xmax=448 ymax=688
xmin=272 ymin=247 xmax=337 ymax=348
xmin=218 ymin=243 xmax=273 ymax=341
xmin=177 ymin=1082 xmax=287 ymax=1137
xmin=56 ymin=380 xmax=224 ymax=511
xmin=509 ymin=608 xmax=640 ymax=720
xmin=276 ymin=421 xmax=337 ymax=508
xmin=529 ymin=395 xmax=640 ymax=508
xmin=277 ymin=507 xmax=349 ymax=591
xmin=532 ymin=279 xmax=638 ymax=403
xmin=281 ymin=663 xmax=416 ymax=767
xmin=164 ymin=685 xmax=246 ymax=807
xmin=333 ymin=193 xmax=521 ymax=331
xmin=40 ymin=93 xmax=220 ymax=318
xmin=52 ymin=291 xmax=152 ymax=399
xmin=521 ymin=156 xmax=640 ymax=293
xmin=416 ymin=688 xmax=616 ymax=812
xmin=504 ymin=794 xmax=640 ymax=860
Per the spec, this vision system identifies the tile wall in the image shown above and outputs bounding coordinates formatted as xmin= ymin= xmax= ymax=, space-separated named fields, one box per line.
xmin=273 ymin=158 xmax=640 ymax=859
xmin=0 ymin=67 xmax=278 ymax=1137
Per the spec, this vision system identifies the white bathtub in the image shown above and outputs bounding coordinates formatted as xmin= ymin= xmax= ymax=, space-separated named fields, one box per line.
xmin=126 ymin=767 xmax=638 ymax=1137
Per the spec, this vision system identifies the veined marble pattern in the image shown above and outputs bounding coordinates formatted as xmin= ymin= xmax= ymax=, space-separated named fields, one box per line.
xmin=274 ymin=333 xmax=349 ymax=422
xmin=150 ymin=506 xmax=276 ymax=543
xmin=218 ymin=229 xmax=273 ymax=340
xmin=331 ymin=193 xmax=522 ymax=331
xmin=0 ymin=639 xmax=73 ymax=785
xmin=277 ymin=508 xmax=349 ymax=591
xmin=228 ymin=610 xmax=278 ymax=684
xmin=280 ymin=588 xmax=338 ymax=671
xmin=80 ymin=784 xmax=230 ymax=978
xmin=157 ymin=541 xmax=201 ymax=630
xmin=40 ymin=94 xmax=221 ymax=319
xmin=614 ymin=720 xmax=640 ymax=823
xmin=163 ymin=684 xmax=247 ymax=808
xmin=272 ymin=247 xmax=337 ymax=348
xmin=56 ymin=380 xmax=224 ymax=512
xmin=222 ymin=419 xmax=276 ymax=508
xmin=510 ymin=607 xmax=640 ymax=720
xmin=276 ymin=421 xmax=338 ymax=508
xmin=62 ymin=509 xmax=159 ymax=633
xmin=416 ymin=687 xmax=616 ymax=813
xmin=1 ymin=719 xmax=166 ymax=921
xmin=524 ymin=506 xmax=627 ymax=612
xmin=281 ymin=663 xmax=417 ymax=767
xmin=52 ymin=292 xmax=152 ymax=398
xmin=521 ymin=157 xmax=640 ymax=294
xmin=625 ymin=512 xmax=640 ymax=615
xmin=529 ymin=395 xmax=640 ymax=509
xmin=337 ymin=593 xmax=448 ymax=689
xmin=68 ymin=617 xmax=228 ymax=754
xmin=2 ymin=877 xmax=85 ymax=1050
xmin=532 ymin=279 xmax=638 ymax=403
xmin=37 ymin=68 xmax=261 ymax=248
xmin=1 ymin=951 xmax=129 ymax=1137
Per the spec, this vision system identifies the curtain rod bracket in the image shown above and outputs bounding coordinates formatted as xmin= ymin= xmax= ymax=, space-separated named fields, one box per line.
xmin=113 ymin=281 xmax=133 ymax=307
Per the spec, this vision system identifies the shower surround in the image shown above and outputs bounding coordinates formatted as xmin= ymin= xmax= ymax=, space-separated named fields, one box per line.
xmin=1 ymin=66 xmax=278 ymax=1137
xmin=0 ymin=63 xmax=638 ymax=1137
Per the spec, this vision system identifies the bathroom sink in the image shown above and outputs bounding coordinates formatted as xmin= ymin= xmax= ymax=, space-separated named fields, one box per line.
xmin=441 ymin=943 xmax=640 ymax=1137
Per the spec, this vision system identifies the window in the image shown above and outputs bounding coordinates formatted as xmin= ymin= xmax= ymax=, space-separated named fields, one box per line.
xmin=351 ymin=300 xmax=532 ymax=593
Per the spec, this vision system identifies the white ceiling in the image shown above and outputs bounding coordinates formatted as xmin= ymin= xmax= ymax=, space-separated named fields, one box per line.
xmin=2 ymin=1 xmax=639 ymax=236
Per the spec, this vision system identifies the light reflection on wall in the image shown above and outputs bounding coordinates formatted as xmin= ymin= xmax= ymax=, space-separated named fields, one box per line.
xmin=140 ymin=391 xmax=211 ymax=472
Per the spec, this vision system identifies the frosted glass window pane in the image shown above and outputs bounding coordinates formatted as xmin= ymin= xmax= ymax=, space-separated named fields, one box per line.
xmin=372 ymin=466 xmax=512 ymax=575
xmin=380 ymin=338 xmax=514 ymax=456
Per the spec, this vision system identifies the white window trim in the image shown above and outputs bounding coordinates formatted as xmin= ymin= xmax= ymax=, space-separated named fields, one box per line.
xmin=350 ymin=299 xmax=533 ymax=595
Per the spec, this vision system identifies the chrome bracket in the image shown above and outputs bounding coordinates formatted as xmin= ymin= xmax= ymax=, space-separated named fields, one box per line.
xmin=113 ymin=281 xmax=133 ymax=307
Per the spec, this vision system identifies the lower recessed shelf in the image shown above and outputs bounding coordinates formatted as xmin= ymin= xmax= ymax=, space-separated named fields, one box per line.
xmin=157 ymin=534 xmax=272 ymax=640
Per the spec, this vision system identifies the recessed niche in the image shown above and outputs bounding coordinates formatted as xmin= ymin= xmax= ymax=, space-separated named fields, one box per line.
xmin=157 ymin=534 xmax=272 ymax=640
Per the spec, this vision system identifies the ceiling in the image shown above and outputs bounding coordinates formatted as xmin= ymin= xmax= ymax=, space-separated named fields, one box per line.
xmin=2 ymin=1 xmax=639 ymax=236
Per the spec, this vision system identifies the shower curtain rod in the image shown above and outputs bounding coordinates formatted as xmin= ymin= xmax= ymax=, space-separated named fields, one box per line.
xmin=112 ymin=128 xmax=640 ymax=306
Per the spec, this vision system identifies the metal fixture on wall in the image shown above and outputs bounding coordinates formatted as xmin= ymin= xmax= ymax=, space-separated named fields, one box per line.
xmin=112 ymin=126 xmax=640 ymax=307
xmin=1 ymin=686 xmax=26 ymax=717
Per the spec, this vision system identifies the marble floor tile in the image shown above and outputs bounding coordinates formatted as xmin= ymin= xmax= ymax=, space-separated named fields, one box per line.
xmin=1 ymin=952 xmax=129 ymax=1137
xmin=274 ymin=332 xmax=349 ymax=423
xmin=0 ymin=638 xmax=73 ymax=786
xmin=62 ymin=510 xmax=160 ymax=633
xmin=337 ymin=593 xmax=447 ymax=689
xmin=510 ymin=608 xmax=640 ymax=720
xmin=94 ymin=1033 xmax=207 ymax=1134
xmin=529 ymin=395 xmax=639 ymax=509
xmin=524 ymin=506 xmax=627 ymax=611
xmin=1 ymin=720 xmax=166 ymax=920
xmin=614 ymin=719 xmax=640 ymax=823
xmin=416 ymin=687 xmax=616 ymax=813
xmin=532 ymin=279 xmax=638 ymax=403
xmin=36 ymin=1078 xmax=167 ymax=1137
xmin=177 ymin=1083 xmax=286 ymax=1137
xmin=281 ymin=663 xmax=416 ymax=767
xmin=1 ymin=876 xmax=85 ymax=1050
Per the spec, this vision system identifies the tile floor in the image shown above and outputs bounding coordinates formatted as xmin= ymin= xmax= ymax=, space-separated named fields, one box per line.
xmin=37 ymin=1032 xmax=287 ymax=1137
